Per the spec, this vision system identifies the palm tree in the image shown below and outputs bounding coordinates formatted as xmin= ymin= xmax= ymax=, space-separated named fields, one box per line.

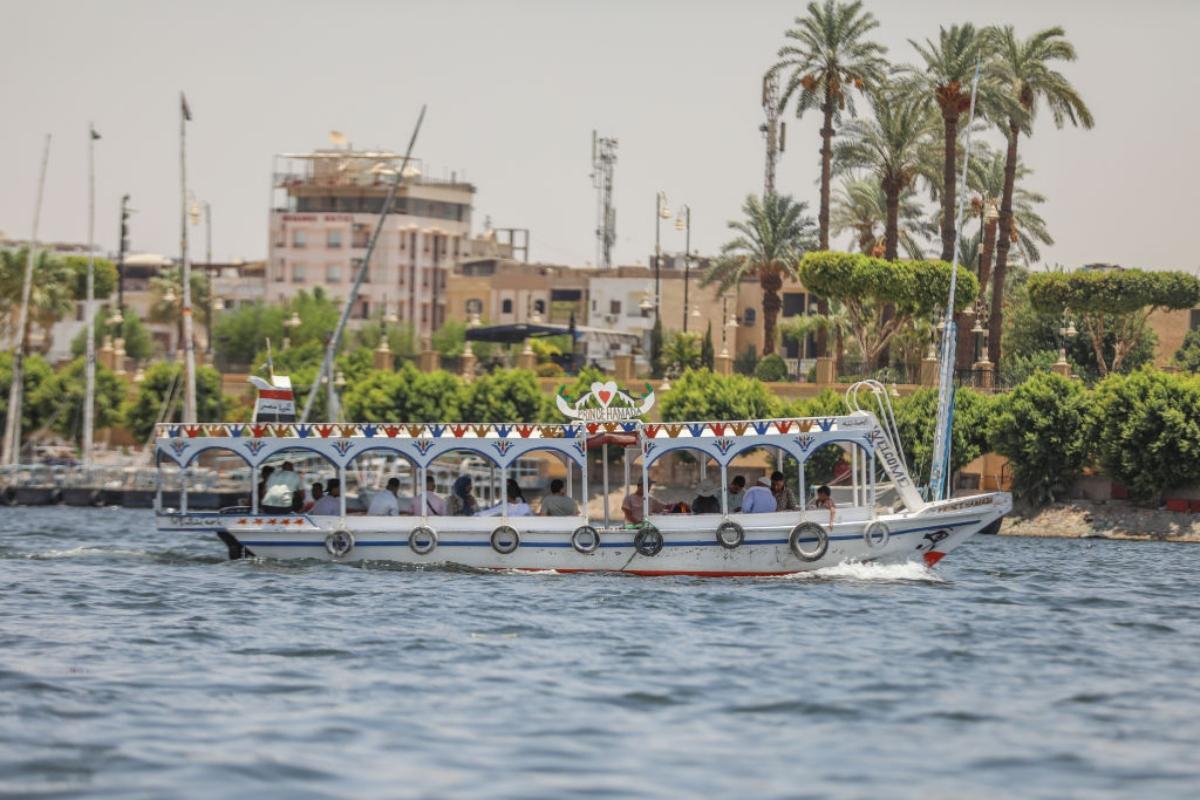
xmin=830 ymin=176 xmax=935 ymax=259
xmin=703 ymin=193 xmax=817 ymax=356
xmin=832 ymin=92 xmax=938 ymax=261
xmin=904 ymin=24 xmax=993 ymax=263
xmin=985 ymin=25 xmax=1093 ymax=365
xmin=0 ymin=248 xmax=74 ymax=354
xmin=773 ymin=0 xmax=888 ymax=251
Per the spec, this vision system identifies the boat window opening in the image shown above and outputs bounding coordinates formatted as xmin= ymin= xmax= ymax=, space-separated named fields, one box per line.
xmin=646 ymin=448 xmax=723 ymax=515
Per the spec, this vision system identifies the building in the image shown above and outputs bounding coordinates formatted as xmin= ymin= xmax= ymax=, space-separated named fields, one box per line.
xmin=268 ymin=147 xmax=479 ymax=336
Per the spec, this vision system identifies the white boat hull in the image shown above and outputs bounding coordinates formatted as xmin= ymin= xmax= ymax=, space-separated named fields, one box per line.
xmin=158 ymin=492 xmax=1011 ymax=576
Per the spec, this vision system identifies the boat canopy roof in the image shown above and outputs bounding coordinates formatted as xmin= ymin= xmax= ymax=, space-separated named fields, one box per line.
xmin=465 ymin=322 xmax=638 ymax=346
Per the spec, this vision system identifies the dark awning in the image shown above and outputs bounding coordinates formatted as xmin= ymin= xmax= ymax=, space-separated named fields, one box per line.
xmin=465 ymin=323 xmax=640 ymax=346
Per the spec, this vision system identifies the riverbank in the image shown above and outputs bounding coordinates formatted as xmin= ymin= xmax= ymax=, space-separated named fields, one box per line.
xmin=1001 ymin=500 xmax=1200 ymax=542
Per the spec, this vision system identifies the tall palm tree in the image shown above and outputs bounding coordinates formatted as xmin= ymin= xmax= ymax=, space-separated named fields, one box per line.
xmin=702 ymin=193 xmax=817 ymax=356
xmin=831 ymin=176 xmax=935 ymax=259
xmin=832 ymin=92 xmax=938 ymax=261
xmin=0 ymin=248 xmax=74 ymax=354
xmin=905 ymin=23 xmax=993 ymax=263
xmin=773 ymin=0 xmax=888 ymax=252
xmin=985 ymin=25 xmax=1093 ymax=365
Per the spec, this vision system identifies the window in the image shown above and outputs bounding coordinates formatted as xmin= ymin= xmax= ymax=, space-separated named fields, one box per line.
xmin=326 ymin=264 xmax=342 ymax=282
xmin=352 ymin=224 xmax=370 ymax=248
xmin=743 ymin=308 xmax=756 ymax=326
xmin=423 ymin=234 xmax=431 ymax=254
xmin=782 ymin=293 xmax=806 ymax=317
xmin=609 ymin=300 xmax=621 ymax=315
xmin=275 ymin=260 xmax=286 ymax=282
xmin=466 ymin=298 xmax=483 ymax=315
xmin=351 ymin=258 xmax=366 ymax=283
xmin=1191 ymin=308 xmax=1200 ymax=330
xmin=292 ymin=230 xmax=306 ymax=249
xmin=399 ymin=232 xmax=406 ymax=252
xmin=327 ymin=229 xmax=343 ymax=249
xmin=292 ymin=264 xmax=306 ymax=282
xmin=502 ymin=299 xmax=513 ymax=314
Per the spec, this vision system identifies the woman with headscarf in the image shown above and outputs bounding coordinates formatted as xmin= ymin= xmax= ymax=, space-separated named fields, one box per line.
xmin=448 ymin=475 xmax=478 ymax=517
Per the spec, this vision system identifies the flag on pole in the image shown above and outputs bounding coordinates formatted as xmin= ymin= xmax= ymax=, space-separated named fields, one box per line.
xmin=181 ymin=92 xmax=192 ymax=121
xmin=90 ymin=126 xmax=101 ymax=140
xmin=329 ymin=130 xmax=347 ymax=146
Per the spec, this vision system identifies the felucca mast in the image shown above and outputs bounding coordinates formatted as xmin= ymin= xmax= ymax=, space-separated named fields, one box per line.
xmin=2 ymin=135 xmax=51 ymax=466
xmin=180 ymin=92 xmax=197 ymax=424
xmin=83 ymin=124 xmax=99 ymax=466
xmin=928 ymin=62 xmax=981 ymax=502
xmin=300 ymin=105 xmax=427 ymax=423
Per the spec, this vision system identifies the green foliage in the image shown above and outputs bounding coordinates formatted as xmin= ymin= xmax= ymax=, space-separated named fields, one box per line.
xmin=0 ymin=351 xmax=55 ymax=438
xmin=1174 ymin=329 xmax=1200 ymax=373
xmin=460 ymin=369 xmax=544 ymax=423
xmin=342 ymin=363 xmax=465 ymax=422
xmin=1028 ymin=269 xmax=1196 ymax=376
xmin=63 ymin=256 xmax=117 ymax=301
xmin=123 ymin=362 xmax=225 ymax=441
xmin=432 ymin=319 xmax=498 ymax=361
xmin=662 ymin=331 xmax=702 ymax=373
xmin=733 ymin=346 xmax=758 ymax=376
xmin=894 ymin=387 xmax=992 ymax=480
xmin=70 ymin=310 xmax=153 ymax=362
xmin=212 ymin=290 xmax=339 ymax=367
xmin=27 ymin=358 xmax=125 ymax=444
xmin=350 ymin=320 xmax=417 ymax=357
xmin=999 ymin=349 xmax=1059 ymax=387
xmin=658 ymin=369 xmax=781 ymax=422
xmin=797 ymin=251 xmax=978 ymax=363
xmin=986 ymin=372 xmax=1088 ymax=504
xmin=648 ymin=317 xmax=664 ymax=378
xmin=700 ymin=322 xmax=715 ymax=370
xmin=1085 ymin=370 xmax=1200 ymax=502
xmin=754 ymin=353 xmax=789 ymax=382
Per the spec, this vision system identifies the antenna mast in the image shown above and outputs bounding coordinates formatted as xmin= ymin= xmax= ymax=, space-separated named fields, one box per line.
xmin=590 ymin=130 xmax=618 ymax=268
xmin=761 ymin=72 xmax=785 ymax=194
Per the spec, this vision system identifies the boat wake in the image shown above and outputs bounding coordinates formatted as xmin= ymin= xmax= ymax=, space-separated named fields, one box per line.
xmin=779 ymin=559 xmax=944 ymax=583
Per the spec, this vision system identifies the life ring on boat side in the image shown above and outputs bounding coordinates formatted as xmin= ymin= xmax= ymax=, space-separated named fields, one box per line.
xmin=409 ymin=525 xmax=438 ymax=555
xmin=571 ymin=525 xmax=600 ymax=555
xmin=863 ymin=521 xmax=890 ymax=549
xmin=789 ymin=522 xmax=828 ymax=562
xmin=490 ymin=525 xmax=520 ymax=555
xmin=715 ymin=520 xmax=745 ymax=550
xmin=324 ymin=529 xmax=355 ymax=559
xmin=634 ymin=525 xmax=663 ymax=557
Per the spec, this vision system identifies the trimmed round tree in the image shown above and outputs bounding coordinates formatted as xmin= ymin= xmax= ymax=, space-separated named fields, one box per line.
xmin=1028 ymin=268 xmax=1200 ymax=377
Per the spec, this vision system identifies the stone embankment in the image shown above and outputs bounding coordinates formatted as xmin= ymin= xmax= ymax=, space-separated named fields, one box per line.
xmin=1002 ymin=500 xmax=1200 ymax=542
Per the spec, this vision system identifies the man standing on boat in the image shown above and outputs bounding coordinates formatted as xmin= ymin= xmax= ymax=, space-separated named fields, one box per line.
xmin=262 ymin=462 xmax=302 ymax=514
xmin=368 ymin=478 xmax=401 ymax=515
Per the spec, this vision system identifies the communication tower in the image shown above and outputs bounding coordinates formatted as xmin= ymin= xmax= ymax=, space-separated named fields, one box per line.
xmin=760 ymin=72 xmax=786 ymax=194
xmin=591 ymin=131 xmax=618 ymax=269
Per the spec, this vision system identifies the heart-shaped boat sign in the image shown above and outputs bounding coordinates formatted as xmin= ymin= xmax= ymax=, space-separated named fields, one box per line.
xmin=591 ymin=381 xmax=619 ymax=407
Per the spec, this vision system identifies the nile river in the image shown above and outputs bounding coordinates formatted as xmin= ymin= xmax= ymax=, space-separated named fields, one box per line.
xmin=2 ymin=507 xmax=1198 ymax=798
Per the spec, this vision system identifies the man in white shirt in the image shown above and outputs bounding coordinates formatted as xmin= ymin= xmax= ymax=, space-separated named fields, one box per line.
xmin=310 ymin=478 xmax=342 ymax=516
xmin=367 ymin=477 xmax=401 ymax=516
xmin=262 ymin=461 xmax=302 ymax=512
xmin=420 ymin=475 xmax=446 ymax=516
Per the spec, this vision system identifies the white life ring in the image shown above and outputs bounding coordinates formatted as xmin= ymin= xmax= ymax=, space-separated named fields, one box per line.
xmin=409 ymin=525 xmax=438 ymax=555
xmin=490 ymin=525 xmax=520 ymax=555
xmin=789 ymin=522 xmax=829 ymax=562
xmin=715 ymin=520 xmax=745 ymax=550
xmin=633 ymin=524 xmax=663 ymax=557
xmin=571 ymin=525 xmax=600 ymax=555
xmin=324 ymin=529 xmax=355 ymax=559
xmin=864 ymin=521 xmax=890 ymax=549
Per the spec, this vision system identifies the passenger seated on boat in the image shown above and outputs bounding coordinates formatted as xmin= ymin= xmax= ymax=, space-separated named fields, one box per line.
xmin=770 ymin=471 xmax=798 ymax=511
xmin=727 ymin=475 xmax=746 ymax=512
xmin=622 ymin=479 xmax=667 ymax=524
xmin=740 ymin=477 xmax=777 ymax=514
xmin=305 ymin=482 xmax=324 ymax=512
xmin=479 ymin=480 xmax=534 ymax=517
xmin=447 ymin=476 xmax=478 ymax=517
xmin=257 ymin=465 xmax=274 ymax=507
xmin=421 ymin=475 xmax=446 ymax=516
xmin=691 ymin=478 xmax=720 ymax=514
xmin=310 ymin=479 xmax=341 ymax=516
xmin=540 ymin=478 xmax=579 ymax=516
xmin=807 ymin=485 xmax=836 ymax=527
xmin=262 ymin=461 xmax=302 ymax=513
xmin=367 ymin=477 xmax=401 ymax=516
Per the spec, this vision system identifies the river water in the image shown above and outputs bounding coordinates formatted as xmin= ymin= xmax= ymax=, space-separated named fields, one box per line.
xmin=2 ymin=507 xmax=1198 ymax=799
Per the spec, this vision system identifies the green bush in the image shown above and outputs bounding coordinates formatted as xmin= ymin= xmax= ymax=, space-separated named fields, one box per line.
xmin=895 ymin=387 xmax=993 ymax=481
xmin=123 ymin=362 xmax=225 ymax=440
xmin=754 ymin=353 xmax=789 ymax=382
xmin=1085 ymin=369 xmax=1200 ymax=502
xmin=28 ymin=358 xmax=126 ymax=444
xmin=658 ymin=369 xmax=781 ymax=422
xmin=1174 ymin=328 xmax=1200 ymax=373
xmin=987 ymin=372 xmax=1088 ymax=505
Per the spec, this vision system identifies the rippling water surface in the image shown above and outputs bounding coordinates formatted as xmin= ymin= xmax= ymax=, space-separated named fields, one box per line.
xmin=2 ymin=507 xmax=1199 ymax=798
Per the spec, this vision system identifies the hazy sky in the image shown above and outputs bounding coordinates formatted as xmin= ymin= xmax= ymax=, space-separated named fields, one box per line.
xmin=2 ymin=0 xmax=1198 ymax=272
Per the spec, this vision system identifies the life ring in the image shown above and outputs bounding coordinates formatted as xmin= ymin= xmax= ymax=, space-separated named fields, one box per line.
xmin=863 ymin=521 xmax=890 ymax=549
xmin=490 ymin=525 xmax=520 ymax=555
xmin=409 ymin=525 xmax=438 ymax=555
xmin=633 ymin=524 xmax=663 ymax=557
xmin=789 ymin=522 xmax=829 ymax=562
xmin=324 ymin=528 xmax=355 ymax=559
xmin=571 ymin=525 xmax=600 ymax=555
xmin=715 ymin=520 xmax=744 ymax=550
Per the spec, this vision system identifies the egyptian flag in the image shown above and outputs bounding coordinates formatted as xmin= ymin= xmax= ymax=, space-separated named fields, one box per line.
xmin=180 ymin=92 xmax=192 ymax=121
xmin=90 ymin=125 xmax=100 ymax=140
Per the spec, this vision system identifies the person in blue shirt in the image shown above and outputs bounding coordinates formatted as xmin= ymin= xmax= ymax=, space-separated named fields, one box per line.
xmin=740 ymin=476 xmax=777 ymax=513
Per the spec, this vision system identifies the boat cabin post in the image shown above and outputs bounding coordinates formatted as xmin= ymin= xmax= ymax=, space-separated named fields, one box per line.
xmin=180 ymin=466 xmax=189 ymax=514
xmin=251 ymin=465 xmax=259 ymax=513
xmin=338 ymin=464 xmax=347 ymax=521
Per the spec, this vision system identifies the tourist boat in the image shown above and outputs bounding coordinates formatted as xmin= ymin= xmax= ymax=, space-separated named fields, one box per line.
xmin=153 ymin=379 xmax=1011 ymax=576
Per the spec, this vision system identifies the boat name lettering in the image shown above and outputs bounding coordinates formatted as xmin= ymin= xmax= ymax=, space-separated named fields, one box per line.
xmin=935 ymin=496 xmax=993 ymax=513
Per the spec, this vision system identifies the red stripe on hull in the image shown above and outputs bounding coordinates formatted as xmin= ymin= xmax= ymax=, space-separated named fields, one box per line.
xmin=500 ymin=567 xmax=805 ymax=577
xmin=923 ymin=551 xmax=946 ymax=567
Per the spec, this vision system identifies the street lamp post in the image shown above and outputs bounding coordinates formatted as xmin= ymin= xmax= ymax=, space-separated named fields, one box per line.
xmin=654 ymin=192 xmax=671 ymax=324
xmin=283 ymin=310 xmax=301 ymax=349
xmin=675 ymin=204 xmax=692 ymax=333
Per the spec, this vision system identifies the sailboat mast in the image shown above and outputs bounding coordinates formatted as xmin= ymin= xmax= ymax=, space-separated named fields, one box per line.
xmin=2 ymin=134 xmax=51 ymax=467
xmin=179 ymin=92 xmax=198 ymax=425
xmin=83 ymin=125 xmax=99 ymax=466
xmin=928 ymin=63 xmax=981 ymax=501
